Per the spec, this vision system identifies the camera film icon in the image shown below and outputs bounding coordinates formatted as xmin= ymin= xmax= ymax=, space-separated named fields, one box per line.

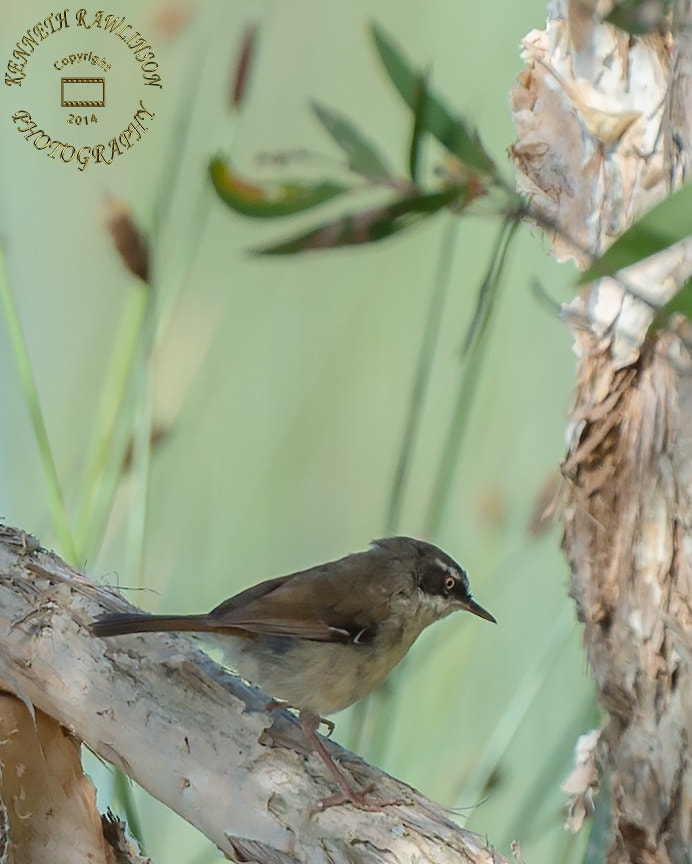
xmin=61 ymin=77 xmax=105 ymax=107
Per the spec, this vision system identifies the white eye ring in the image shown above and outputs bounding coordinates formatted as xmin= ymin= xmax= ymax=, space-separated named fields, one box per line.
xmin=444 ymin=575 xmax=456 ymax=591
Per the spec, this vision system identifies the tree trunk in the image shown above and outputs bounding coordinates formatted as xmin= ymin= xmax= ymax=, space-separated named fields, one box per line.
xmin=510 ymin=2 xmax=692 ymax=863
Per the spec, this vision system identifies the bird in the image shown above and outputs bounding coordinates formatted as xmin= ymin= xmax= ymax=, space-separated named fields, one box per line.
xmin=91 ymin=536 xmax=495 ymax=810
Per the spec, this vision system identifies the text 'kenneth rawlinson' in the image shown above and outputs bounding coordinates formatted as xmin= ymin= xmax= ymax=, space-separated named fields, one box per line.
xmin=4 ymin=9 xmax=163 ymax=89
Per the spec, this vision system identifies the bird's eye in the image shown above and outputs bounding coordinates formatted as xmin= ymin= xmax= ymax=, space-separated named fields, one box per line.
xmin=444 ymin=575 xmax=456 ymax=592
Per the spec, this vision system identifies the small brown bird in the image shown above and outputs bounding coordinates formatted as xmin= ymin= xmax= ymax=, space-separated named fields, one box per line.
xmin=91 ymin=536 xmax=495 ymax=810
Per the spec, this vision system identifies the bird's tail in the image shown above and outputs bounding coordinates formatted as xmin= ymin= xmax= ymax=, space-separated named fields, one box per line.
xmin=90 ymin=612 xmax=213 ymax=637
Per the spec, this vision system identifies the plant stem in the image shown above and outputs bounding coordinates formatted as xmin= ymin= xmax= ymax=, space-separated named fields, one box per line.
xmin=0 ymin=247 xmax=77 ymax=565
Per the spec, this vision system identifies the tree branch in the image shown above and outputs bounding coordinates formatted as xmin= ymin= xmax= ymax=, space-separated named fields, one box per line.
xmin=0 ymin=524 xmax=504 ymax=864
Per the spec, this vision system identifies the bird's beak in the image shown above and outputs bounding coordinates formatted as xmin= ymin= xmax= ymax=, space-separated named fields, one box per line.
xmin=464 ymin=597 xmax=496 ymax=623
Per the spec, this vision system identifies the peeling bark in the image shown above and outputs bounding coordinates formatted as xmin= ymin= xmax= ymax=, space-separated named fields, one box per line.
xmin=0 ymin=697 xmax=144 ymax=864
xmin=561 ymin=339 xmax=691 ymax=864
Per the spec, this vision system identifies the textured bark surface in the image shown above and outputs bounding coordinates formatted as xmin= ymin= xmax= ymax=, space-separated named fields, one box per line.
xmin=562 ymin=340 xmax=691 ymax=864
xmin=0 ymin=697 xmax=147 ymax=864
xmin=0 ymin=524 xmax=505 ymax=864
xmin=510 ymin=2 xmax=692 ymax=863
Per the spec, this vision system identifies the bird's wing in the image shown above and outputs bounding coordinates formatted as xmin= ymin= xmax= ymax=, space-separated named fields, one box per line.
xmin=207 ymin=565 xmax=382 ymax=644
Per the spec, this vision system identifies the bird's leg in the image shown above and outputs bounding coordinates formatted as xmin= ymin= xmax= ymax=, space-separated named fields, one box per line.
xmin=299 ymin=711 xmax=405 ymax=813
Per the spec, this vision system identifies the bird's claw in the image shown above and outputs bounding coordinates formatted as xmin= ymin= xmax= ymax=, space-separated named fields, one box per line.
xmin=310 ymin=783 xmax=408 ymax=815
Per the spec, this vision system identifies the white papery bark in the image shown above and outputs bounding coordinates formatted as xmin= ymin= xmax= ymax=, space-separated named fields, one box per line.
xmin=510 ymin=3 xmax=691 ymax=863
xmin=0 ymin=524 xmax=503 ymax=864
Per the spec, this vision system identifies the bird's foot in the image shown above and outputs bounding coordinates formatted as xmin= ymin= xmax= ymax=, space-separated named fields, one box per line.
xmin=311 ymin=783 xmax=408 ymax=814
xmin=266 ymin=701 xmax=334 ymax=735
xmin=300 ymin=709 xmax=408 ymax=814
xmin=264 ymin=698 xmax=290 ymax=714
xmin=319 ymin=716 xmax=334 ymax=736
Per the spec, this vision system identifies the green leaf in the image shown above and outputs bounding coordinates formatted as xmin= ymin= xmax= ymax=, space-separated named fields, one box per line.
xmin=253 ymin=187 xmax=464 ymax=255
xmin=310 ymin=101 xmax=392 ymax=181
xmin=371 ymin=23 xmax=496 ymax=177
xmin=579 ymin=184 xmax=692 ymax=284
xmin=209 ymin=158 xmax=348 ymax=218
xmin=408 ymin=71 xmax=428 ymax=183
xmin=649 ymin=276 xmax=692 ymax=334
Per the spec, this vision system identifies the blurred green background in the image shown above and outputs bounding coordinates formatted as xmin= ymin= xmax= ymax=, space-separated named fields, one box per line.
xmin=1 ymin=0 xmax=594 ymax=861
